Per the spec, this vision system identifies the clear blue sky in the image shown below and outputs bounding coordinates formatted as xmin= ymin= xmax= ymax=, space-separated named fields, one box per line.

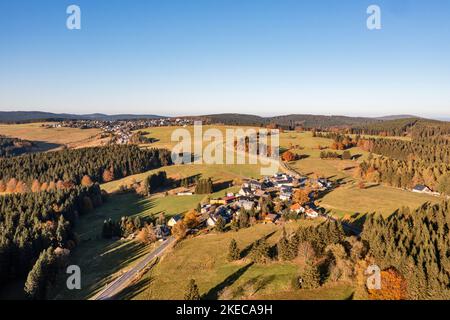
xmin=1 ymin=0 xmax=449 ymax=117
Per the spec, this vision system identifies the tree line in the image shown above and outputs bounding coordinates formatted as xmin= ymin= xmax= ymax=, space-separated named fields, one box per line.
xmin=361 ymin=202 xmax=450 ymax=299
xmin=358 ymin=156 xmax=450 ymax=194
xmin=358 ymin=137 xmax=450 ymax=166
xmin=0 ymin=145 xmax=172 ymax=190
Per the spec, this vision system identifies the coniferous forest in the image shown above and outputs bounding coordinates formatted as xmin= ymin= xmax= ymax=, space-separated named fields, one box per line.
xmin=0 ymin=184 xmax=103 ymax=290
xmin=0 ymin=145 xmax=172 ymax=187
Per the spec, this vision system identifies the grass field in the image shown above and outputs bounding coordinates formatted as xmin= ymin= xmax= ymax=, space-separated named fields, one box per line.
xmin=0 ymin=122 xmax=103 ymax=149
xmin=319 ymin=183 xmax=441 ymax=218
xmin=139 ymin=125 xmax=260 ymax=150
xmin=102 ymin=163 xmax=264 ymax=194
xmin=121 ymin=220 xmax=342 ymax=300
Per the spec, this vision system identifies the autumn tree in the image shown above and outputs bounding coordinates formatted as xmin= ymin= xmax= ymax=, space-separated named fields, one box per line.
xmin=281 ymin=150 xmax=296 ymax=162
xmin=172 ymin=221 xmax=187 ymax=239
xmin=293 ymin=189 xmax=310 ymax=206
xmin=102 ymin=168 xmax=114 ymax=183
xmin=184 ymin=209 xmax=199 ymax=228
xmin=136 ymin=224 xmax=157 ymax=244
xmin=368 ymin=268 xmax=407 ymax=300
xmin=81 ymin=175 xmax=93 ymax=187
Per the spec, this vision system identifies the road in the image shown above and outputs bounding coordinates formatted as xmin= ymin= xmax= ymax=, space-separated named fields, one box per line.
xmin=94 ymin=236 xmax=176 ymax=300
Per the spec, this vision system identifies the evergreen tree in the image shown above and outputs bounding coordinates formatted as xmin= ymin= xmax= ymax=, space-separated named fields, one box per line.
xmin=299 ymin=261 xmax=321 ymax=289
xmin=184 ymin=279 xmax=201 ymax=300
xmin=215 ymin=216 xmax=227 ymax=233
xmin=227 ymin=239 xmax=240 ymax=261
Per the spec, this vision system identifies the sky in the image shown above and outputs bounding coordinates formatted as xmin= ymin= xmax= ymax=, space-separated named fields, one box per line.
xmin=0 ymin=0 xmax=450 ymax=118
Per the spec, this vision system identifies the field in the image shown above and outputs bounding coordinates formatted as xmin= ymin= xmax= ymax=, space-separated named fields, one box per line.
xmin=0 ymin=122 xmax=104 ymax=150
xmin=139 ymin=125 xmax=260 ymax=150
xmin=277 ymin=130 xmax=441 ymax=218
xmin=102 ymin=163 xmax=264 ymax=194
xmin=118 ymin=220 xmax=353 ymax=300
xmin=319 ymin=183 xmax=441 ymax=218
xmin=52 ymin=190 xmax=214 ymax=300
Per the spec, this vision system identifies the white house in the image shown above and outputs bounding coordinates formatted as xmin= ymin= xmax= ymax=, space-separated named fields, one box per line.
xmin=305 ymin=208 xmax=319 ymax=219
xmin=168 ymin=215 xmax=182 ymax=227
xmin=412 ymin=185 xmax=432 ymax=194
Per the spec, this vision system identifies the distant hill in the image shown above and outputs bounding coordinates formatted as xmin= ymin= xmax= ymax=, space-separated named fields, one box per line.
xmin=375 ymin=115 xmax=420 ymax=120
xmin=0 ymin=111 xmax=164 ymax=123
xmin=198 ymin=113 xmax=382 ymax=128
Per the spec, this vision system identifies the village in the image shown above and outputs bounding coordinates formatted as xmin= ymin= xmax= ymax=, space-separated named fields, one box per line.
xmin=45 ymin=118 xmax=194 ymax=144
xmin=161 ymin=172 xmax=334 ymax=237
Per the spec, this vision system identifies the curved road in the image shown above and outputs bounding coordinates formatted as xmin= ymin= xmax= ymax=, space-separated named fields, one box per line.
xmin=94 ymin=236 xmax=175 ymax=300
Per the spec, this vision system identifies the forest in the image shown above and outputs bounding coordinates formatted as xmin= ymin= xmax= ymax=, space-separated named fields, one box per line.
xmin=273 ymin=201 xmax=450 ymax=299
xmin=0 ymin=145 xmax=172 ymax=189
xmin=0 ymin=184 xmax=104 ymax=293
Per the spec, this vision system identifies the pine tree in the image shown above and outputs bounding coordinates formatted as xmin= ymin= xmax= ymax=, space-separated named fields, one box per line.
xmin=299 ymin=261 xmax=321 ymax=289
xmin=227 ymin=239 xmax=240 ymax=261
xmin=184 ymin=279 xmax=201 ymax=300
xmin=215 ymin=216 xmax=227 ymax=232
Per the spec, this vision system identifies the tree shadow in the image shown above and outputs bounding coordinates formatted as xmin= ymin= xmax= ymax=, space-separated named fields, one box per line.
xmin=112 ymin=275 xmax=154 ymax=300
xmin=202 ymin=262 xmax=254 ymax=300
xmin=213 ymin=180 xmax=233 ymax=193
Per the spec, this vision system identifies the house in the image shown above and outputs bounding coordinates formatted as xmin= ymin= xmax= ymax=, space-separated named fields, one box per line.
xmin=223 ymin=195 xmax=237 ymax=204
xmin=210 ymin=199 xmax=227 ymax=205
xmin=155 ymin=224 xmax=171 ymax=239
xmin=206 ymin=208 xmax=231 ymax=227
xmin=237 ymin=199 xmax=255 ymax=211
xmin=264 ymin=213 xmax=279 ymax=224
xmin=254 ymin=189 xmax=267 ymax=198
xmin=305 ymin=208 xmax=319 ymax=219
xmin=279 ymin=186 xmax=293 ymax=201
xmin=248 ymin=180 xmax=263 ymax=191
xmin=177 ymin=192 xmax=193 ymax=196
xmin=239 ymin=187 xmax=252 ymax=197
xmin=201 ymin=204 xmax=212 ymax=214
xmin=167 ymin=215 xmax=182 ymax=227
xmin=412 ymin=185 xmax=432 ymax=194
xmin=290 ymin=203 xmax=306 ymax=214
xmin=317 ymin=178 xmax=332 ymax=189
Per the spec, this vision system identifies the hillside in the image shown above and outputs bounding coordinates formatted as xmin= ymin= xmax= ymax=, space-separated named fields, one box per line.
xmin=198 ymin=113 xmax=383 ymax=128
xmin=0 ymin=111 xmax=164 ymax=123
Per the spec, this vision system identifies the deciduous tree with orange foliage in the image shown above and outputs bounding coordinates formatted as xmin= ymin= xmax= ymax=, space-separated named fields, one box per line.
xmin=184 ymin=209 xmax=199 ymax=229
xmin=81 ymin=175 xmax=93 ymax=187
xmin=293 ymin=189 xmax=310 ymax=206
xmin=281 ymin=150 xmax=296 ymax=162
xmin=368 ymin=268 xmax=407 ymax=300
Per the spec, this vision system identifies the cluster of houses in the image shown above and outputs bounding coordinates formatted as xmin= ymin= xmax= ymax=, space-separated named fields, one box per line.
xmin=168 ymin=173 xmax=334 ymax=231
xmin=45 ymin=118 xmax=194 ymax=145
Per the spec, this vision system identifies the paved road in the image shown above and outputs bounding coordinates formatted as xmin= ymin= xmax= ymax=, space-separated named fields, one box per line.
xmin=94 ymin=236 xmax=176 ymax=300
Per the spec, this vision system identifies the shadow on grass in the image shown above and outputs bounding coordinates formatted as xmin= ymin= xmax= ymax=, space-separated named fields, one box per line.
xmin=53 ymin=193 xmax=159 ymax=300
xmin=113 ymin=275 xmax=154 ymax=300
xmin=202 ymin=262 xmax=254 ymax=300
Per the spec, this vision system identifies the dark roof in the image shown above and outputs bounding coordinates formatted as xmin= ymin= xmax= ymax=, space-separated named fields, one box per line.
xmin=413 ymin=185 xmax=429 ymax=191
